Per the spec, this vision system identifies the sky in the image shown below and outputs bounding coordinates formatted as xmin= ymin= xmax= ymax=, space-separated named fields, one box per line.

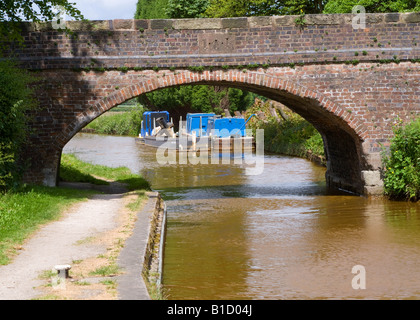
xmin=71 ymin=0 xmax=138 ymax=20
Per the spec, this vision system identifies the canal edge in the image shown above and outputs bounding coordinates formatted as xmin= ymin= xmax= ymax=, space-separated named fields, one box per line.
xmin=117 ymin=191 xmax=167 ymax=300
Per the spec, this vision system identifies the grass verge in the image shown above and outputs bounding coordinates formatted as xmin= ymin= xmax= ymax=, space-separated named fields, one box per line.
xmin=83 ymin=106 xmax=144 ymax=136
xmin=0 ymin=186 xmax=96 ymax=265
xmin=60 ymin=154 xmax=150 ymax=191
xmin=0 ymin=154 xmax=150 ymax=266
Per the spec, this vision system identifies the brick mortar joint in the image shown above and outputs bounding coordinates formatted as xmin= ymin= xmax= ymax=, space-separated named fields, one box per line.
xmin=13 ymin=12 xmax=420 ymax=32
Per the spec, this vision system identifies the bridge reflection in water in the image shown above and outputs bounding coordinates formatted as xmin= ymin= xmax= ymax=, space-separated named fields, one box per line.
xmin=64 ymin=133 xmax=420 ymax=300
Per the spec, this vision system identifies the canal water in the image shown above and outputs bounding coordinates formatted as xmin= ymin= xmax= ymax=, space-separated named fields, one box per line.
xmin=64 ymin=133 xmax=420 ymax=300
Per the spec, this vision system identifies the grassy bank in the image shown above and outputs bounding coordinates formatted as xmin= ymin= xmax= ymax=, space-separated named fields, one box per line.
xmin=60 ymin=154 xmax=150 ymax=191
xmin=0 ymin=186 xmax=96 ymax=265
xmin=83 ymin=106 xmax=144 ymax=136
xmin=245 ymin=100 xmax=326 ymax=166
xmin=0 ymin=154 xmax=150 ymax=265
xmin=261 ymin=114 xmax=325 ymax=162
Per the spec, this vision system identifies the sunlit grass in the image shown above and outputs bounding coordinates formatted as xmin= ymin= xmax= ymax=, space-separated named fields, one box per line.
xmin=60 ymin=154 xmax=150 ymax=191
xmin=0 ymin=154 xmax=150 ymax=265
xmin=0 ymin=186 xmax=95 ymax=265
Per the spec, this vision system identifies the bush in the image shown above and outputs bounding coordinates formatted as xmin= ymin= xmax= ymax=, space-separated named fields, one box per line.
xmin=262 ymin=115 xmax=325 ymax=158
xmin=0 ymin=60 xmax=37 ymax=190
xmin=382 ymin=117 xmax=420 ymax=201
xmin=244 ymin=99 xmax=325 ymax=163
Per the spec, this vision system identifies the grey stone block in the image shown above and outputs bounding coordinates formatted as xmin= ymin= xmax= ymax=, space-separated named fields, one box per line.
xmin=402 ymin=12 xmax=420 ymax=23
xmin=249 ymin=16 xmax=273 ymax=28
xmin=113 ymin=19 xmax=134 ymax=30
xmin=134 ymin=19 xmax=149 ymax=30
xmin=305 ymin=14 xmax=344 ymax=25
xmin=274 ymin=15 xmax=295 ymax=26
xmin=67 ymin=20 xmax=108 ymax=31
xmin=174 ymin=18 xmax=222 ymax=30
xmin=364 ymin=185 xmax=384 ymax=196
xmin=362 ymin=170 xmax=384 ymax=187
xmin=385 ymin=13 xmax=400 ymax=23
xmin=221 ymin=17 xmax=248 ymax=29
xmin=150 ymin=19 xmax=174 ymax=30
xmin=365 ymin=13 xmax=384 ymax=24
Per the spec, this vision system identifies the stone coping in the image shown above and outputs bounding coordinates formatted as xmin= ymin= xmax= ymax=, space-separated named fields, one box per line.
xmin=15 ymin=12 xmax=420 ymax=32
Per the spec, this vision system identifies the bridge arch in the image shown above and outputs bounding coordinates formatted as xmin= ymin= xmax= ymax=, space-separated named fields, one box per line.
xmin=11 ymin=13 xmax=420 ymax=195
xmin=57 ymin=69 xmax=369 ymax=194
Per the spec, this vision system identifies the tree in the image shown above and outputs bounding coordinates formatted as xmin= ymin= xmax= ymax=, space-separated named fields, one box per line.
xmin=135 ymin=0 xmax=169 ymax=19
xmin=138 ymin=85 xmax=255 ymax=120
xmin=204 ymin=0 xmax=250 ymax=17
xmin=204 ymin=0 xmax=327 ymax=17
xmin=204 ymin=0 xmax=419 ymax=17
xmin=282 ymin=0 xmax=327 ymax=14
xmin=0 ymin=60 xmax=37 ymax=190
xmin=0 ymin=0 xmax=83 ymax=47
xmin=323 ymin=0 xmax=420 ymax=13
xmin=165 ymin=0 xmax=209 ymax=18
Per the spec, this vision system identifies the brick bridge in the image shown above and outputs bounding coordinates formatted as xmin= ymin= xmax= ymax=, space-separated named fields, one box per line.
xmin=6 ymin=12 xmax=420 ymax=195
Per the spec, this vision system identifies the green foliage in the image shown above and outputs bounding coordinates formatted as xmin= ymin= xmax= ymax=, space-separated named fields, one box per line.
xmin=205 ymin=0 xmax=250 ymax=17
xmin=134 ymin=0 xmax=169 ymax=19
xmin=204 ymin=0 xmax=327 ymax=17
xmin=204 ymin=0 xmax=419 ymax=17
xmin=85 ymin=105 xmax=145 ymax=136
xmin=323 ymin=0 xmax=420 ymax=13
xmin=245 ymin=100 xmax=325 ymax=160
xmin=166 ymin=0 xmax=209 ymax=18
xmin=304 ymin=132 xmax=325 ymax=156
xmin=295 ymin=11 xmax=307 ymax=28
xmin=261 ymin=115 xmax=325 ymax=158
xmin=0 ymin=60 xmax=37 ymax=190
xmin=139 ymin=85 xmax=255 ymax=116
xmin=227 ymin=88 xmax=254 ymax=113
xmin=382 ymin=117 xmax=420 ymax=201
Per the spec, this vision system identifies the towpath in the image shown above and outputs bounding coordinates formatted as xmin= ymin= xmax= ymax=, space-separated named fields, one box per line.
xmin=0 ymin=183 xmax=152 ymax=300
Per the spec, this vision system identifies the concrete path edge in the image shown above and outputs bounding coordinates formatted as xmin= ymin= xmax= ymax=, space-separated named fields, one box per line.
xmin=117 ymin=191 xmax=164 ymax=300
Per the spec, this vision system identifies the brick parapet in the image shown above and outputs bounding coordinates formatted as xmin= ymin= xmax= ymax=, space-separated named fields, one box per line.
xmin=16 ymin=12 xmax=420 ymax=31
xmin=4 ymin=13 xmax=420 ymax=70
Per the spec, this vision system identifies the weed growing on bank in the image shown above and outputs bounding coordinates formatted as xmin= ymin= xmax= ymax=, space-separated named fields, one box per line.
xmin=382 ymin=117 xmax=420 ymax=201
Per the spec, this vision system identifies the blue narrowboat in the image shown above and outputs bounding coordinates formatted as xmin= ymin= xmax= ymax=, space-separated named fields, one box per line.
xmin=141 ymin=111 xmax=171 ymax=138
xmin=139 ymin=110 xmax=255 ymax=151
xmin=139 ymin=111 xmax=178 ymax=149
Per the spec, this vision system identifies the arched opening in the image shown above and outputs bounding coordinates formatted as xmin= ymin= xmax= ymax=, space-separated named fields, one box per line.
xmin=53 ymin=69 xmax=367 ymax=194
